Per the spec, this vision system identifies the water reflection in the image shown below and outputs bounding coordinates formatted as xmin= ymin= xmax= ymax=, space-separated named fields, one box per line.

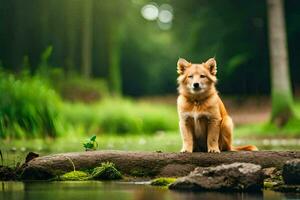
xmin=1 ymin=181 xmax=299 ymax=200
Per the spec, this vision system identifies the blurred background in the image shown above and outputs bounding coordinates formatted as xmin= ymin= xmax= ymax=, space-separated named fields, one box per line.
xmin=0 ymin=0 xmax=300 ymax=162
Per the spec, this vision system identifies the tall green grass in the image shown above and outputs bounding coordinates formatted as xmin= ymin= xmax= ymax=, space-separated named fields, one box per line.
xmin=0 ymin=70 xmax=63 ymax=138
xmin=0 ymin=70 xmax=178 ymax=138
xmin=62 ymin=99 xmax=178 ymax=135
xmin=0 ymin=46 xmax=178 ymax=138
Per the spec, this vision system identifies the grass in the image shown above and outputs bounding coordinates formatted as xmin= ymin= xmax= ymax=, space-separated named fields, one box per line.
xmin=0 ymin=70 xmax=64 ymax=138
xmin=235 ymin=101 xmax=300 ymax=138
xmin=1 ymin=69 xmax=300 ymax=139
xmin=235 ymin=118 xmax=300 ymax=138
xmin=0 ymin=70 xmax=178 ymax=138
xmin=62 ymin=99 xmax=178 ymax=135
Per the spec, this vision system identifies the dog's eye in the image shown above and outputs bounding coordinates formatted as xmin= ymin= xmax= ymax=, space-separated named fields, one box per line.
xmin=200 ymin=75 xmax=206 ymax=78
xmin=188 ymin=75 xmax=193 ymax=78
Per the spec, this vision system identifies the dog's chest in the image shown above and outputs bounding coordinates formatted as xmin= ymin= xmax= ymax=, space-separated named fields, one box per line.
xmin=181 ymin=110 xmax=210 ymax=135
xmin=181 ymin=110 xmax=211 ymax=120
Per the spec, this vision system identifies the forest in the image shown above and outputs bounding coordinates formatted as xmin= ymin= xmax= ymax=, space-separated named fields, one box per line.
xmin=1 ymin=0 xmax=300 ymax=199
xmin=0 ymin=0 xmax=299 ymax=139
xmin=1 ymin=0 xmax=300 ymax=96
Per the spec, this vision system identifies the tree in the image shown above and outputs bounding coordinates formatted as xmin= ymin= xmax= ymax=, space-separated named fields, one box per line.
xmin=64 ymin=0 xmax=78 ymax=74
xmin=81 ymin=0 xmax=93 ymax=78
xmin=107 ymin=25 xmax=122 ymax=96
xmin=102 ymin=1 xmax=128 ymax=96
xmin=266 ymin=0 xmax=294 ymax=126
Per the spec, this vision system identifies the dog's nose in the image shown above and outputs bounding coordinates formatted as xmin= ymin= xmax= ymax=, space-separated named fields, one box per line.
xmin=193 ymin=83 xmax=200 ymax=88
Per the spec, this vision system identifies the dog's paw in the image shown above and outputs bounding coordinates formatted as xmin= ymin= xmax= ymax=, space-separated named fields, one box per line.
xmin=180 ymin=148 xmax=192 ymax=153
xmin=208 ymin=147 xmax=220 ymax=153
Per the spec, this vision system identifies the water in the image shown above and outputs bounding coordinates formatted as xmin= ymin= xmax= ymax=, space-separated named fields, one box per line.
xmin=1 ymin=137 xmax=300 ymax=200
xmin=0 ymin=181 xmax=299 ymax=200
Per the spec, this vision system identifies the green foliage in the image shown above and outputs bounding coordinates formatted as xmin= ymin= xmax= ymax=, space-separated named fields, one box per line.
xmin=62 ymin=99 xmax=178 ymax=134
xmin=1 ymin=0 xmax=300 ymax=97
xmin=236 ymin=119 xmax=300 ymax=138
xmin=226 ymin=54 xmax=250 ymax=75
xmin=90 ymin=162 xmax=122 ymax=180
xmin=0 ymin=70 xmax=64 ymax=138
xmin=271 ymin=91 xmax=294 ymax=124
xmin=151 ymin=177 xmax=177 ymax=187
xmin=83 ymin=135 xmax=98 ymax=151
xmin=53 ymin=76 xmax=108 ymax=103
xmin=36 ymin=46 xmax=54 ymax=78
xmin=60 ymin=171 xmax=89 ymax=181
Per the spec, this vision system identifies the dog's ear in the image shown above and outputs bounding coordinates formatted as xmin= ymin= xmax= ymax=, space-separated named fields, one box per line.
xmin=205 ymin=58 xmax=217 ymax=76
xmin=177 ymin=58 xmax=191 ymax=75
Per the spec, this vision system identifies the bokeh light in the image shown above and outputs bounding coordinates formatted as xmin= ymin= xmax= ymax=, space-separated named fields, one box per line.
xmin=158 ymin=4 xmax=173 ymax=23
xmin=141 ymin=3 xmax=159 ymax=21
xmin=141 ymin=2 xmax=174 ymax=30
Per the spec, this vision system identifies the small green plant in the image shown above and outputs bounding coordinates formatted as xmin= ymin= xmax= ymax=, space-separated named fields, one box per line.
xmin=83 ymin=135 xmax=98 ymax=151
xmin=90 ymin=162 xmax=122 ymax=180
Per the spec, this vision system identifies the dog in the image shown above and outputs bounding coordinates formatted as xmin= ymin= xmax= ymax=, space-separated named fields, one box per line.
xmin=177 ymin=57 xmax=258 ymax=153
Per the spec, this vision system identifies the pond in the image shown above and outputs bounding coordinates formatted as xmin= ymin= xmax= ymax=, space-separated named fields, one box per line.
xmin=1 ymin=181 xmax=299 ymax=200
xmin=1 ymin=135 xmax=300 ymax=200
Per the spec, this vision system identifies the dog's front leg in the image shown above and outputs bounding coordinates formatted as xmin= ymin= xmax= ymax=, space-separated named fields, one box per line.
xmin=179 ymin=119 xmax=193 ymax=153
xmin=207 ymin=119 xmax=221 ymax=153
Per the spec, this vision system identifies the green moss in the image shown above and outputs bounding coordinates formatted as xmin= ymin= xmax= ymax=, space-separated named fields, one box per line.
xmin=60 ymin=171 xmax=89 ymax=181
xmin=150 ymin=177 xmax=177 ymax=187
xmin=271 ymin=91 xmax=294 ymax=123
xmin=130 ymin=169 xmax=147 ymax=177
xmin=90 ymin=162 xmax=122 ymax=180
xmin=264 ymin=181 xmax=277 ymax=189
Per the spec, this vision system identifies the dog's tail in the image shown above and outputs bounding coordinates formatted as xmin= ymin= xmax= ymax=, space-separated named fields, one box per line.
xmin=231 ymin=145 xmax=258 ymax=151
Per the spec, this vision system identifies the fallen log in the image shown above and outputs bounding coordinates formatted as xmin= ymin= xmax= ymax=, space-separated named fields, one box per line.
xmin=21 ymin=150 xmax=300 ymax=180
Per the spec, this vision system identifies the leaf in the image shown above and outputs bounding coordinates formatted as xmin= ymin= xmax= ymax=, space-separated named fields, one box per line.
xmin=84 ymin=142 xmax=94 ymax=149
xmin=90 ymin=135 xmax=96 ymax=142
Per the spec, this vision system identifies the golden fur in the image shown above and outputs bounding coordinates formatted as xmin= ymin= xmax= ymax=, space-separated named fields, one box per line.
xmin=177 ymin=58 xmax=258 ymax=153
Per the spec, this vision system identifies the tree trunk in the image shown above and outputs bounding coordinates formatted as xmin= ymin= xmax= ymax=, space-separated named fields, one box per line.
xmin=266 ymin=0 xmax=293 ymax=126
xmin=64 ymin=0 xmax=77 ymax=75
xmin=107 ymin=25 xmax=122 ymax=96
xmin=21 ymin=150 xmax=300 ymax=180
xmin=11 ymin=0 xmax=26 ymax=72
xmin=81 ymin=0 xmax=93 ymax=79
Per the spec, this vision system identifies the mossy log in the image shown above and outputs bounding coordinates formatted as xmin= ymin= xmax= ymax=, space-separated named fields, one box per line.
xmin=21 ymin=150 xmax=300 ymax=180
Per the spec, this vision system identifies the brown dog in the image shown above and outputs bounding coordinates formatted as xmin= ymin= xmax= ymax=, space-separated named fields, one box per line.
xmin=177 ymin=58 xmax=258 ymax=153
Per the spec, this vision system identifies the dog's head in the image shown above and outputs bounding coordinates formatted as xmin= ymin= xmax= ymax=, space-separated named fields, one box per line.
xmin=177 ymin=58 xmax=217 ymax=95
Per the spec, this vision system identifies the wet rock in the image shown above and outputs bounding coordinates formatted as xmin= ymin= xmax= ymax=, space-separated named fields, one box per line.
xmin=169 ymin=162 xmax=263 ymax=191
xmin=263 ymin=167 xmax=277 ymax=178
xmin=262 ymin=167 xmax=282 ymax=182
xmin=21 ymin=166 xmax=55 ymax=180
xmin=25 ymin=152 xmax=39 ymax=163
xmin=282 ymin=159 xmax=300 ymax=185
xmin=0 ymin=166 xmax=17 ymax=181
xmin=273 ymin=184 xmax=300 ymax=193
